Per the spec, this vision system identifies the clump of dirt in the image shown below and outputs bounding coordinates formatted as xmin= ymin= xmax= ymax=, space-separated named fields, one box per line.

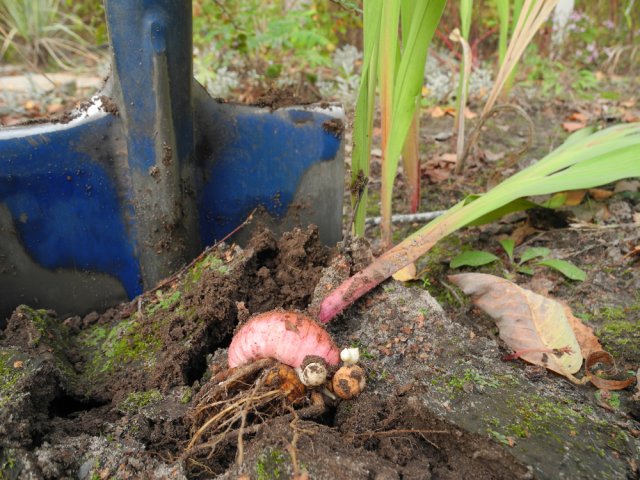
xmin=0 ymin=226 xmax=333 ymax=478
xmin=322 ymin=118 xmax=345 ymax=138
xmin=240 ymin=226 xmax=330 ymax=312
xmin=218 ymin=395 xmax=532 ymax=480
xmin=251 ymin=84 xmax=322 ymax=110
xmin=99 ymin=95 xmax=119 ymax=116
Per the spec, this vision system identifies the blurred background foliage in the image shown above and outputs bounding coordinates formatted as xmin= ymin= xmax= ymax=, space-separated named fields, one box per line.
xmin=0 ymin=0 xmax=637 ymax=101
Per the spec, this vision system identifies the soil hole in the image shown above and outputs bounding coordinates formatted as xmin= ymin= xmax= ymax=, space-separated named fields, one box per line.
xmin=48 ymin=394 xmax=108 ymax=419
xmin=185 ymin=328 xmax=236 ymax=385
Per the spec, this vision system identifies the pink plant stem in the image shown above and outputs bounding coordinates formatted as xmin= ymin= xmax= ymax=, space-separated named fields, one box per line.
xmin=319 ymin=212 xmax=459 ymax=323
xmin=402 ymin=111 xmax=421 ymax=213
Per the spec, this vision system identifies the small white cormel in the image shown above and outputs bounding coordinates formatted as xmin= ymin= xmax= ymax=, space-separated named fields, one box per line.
xmin=295 ymin=359 xmax=328 ymax=387
xmin=340 ymin=347 xmax=360 ymax=366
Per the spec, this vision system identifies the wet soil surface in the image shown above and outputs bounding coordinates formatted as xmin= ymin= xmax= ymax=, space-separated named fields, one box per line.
xmin=1 ymin=225 xmax=539 ymax=480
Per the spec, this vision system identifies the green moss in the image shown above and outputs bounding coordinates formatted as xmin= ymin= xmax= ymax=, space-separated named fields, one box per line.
xmin=606 ymin=429 xmax=629 ymax=453
xmin=0 ymin=448 xmax=18 ymax=479
xmin=574 ymin=310 xmax=594 ymax=323
xmin=186 ymin=254 xmax=230 ymax=287
xmin=608 ymin=392 xmax=621 ymax=410
xmin=598 ymin=320 xmax=637 ymax=337
xmin=500 ymin=394 xmax=583 ymax=444
xmin=446 ymin=368 xmax=501 ymax=391
xmin=597 ymin=319 xmax=640 ymax=360
xmin=118 ymin=389 xmax=163 ymax=413
xmin=27 ymin=308 xmax=51 ymax=344
xmin=180 ymin=388 xmax=193 ymax=405
xmin=477 ymin=391 xmax=600 ymax=452
xmin=0 ymin=350 xmax=28 ymax=408
xmin=146 ymin=290 xmax=182 ymax=316
xmin=599 ymin=305 xmax=626 ymax=322
xmin=505 ymin=422 xmax=530 ymax=438
xmin=256 ymin=448 xmax=288 ymax=480
xmin=78 ymin=315 xmax=162 ymax=377
xmin=595 ymin=390 xmax=621 ymax=410
xmin=10 ymin=307 xmax=84 ymax=392
xmin=488 ymin=429 xmax=512 ymax=446
xmin=16 ymin=305 xmax=70 ymax=348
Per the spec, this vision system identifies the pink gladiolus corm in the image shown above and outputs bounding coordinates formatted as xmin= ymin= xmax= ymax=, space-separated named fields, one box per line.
xmin=228 ymin=311 xmax=341 ymax=368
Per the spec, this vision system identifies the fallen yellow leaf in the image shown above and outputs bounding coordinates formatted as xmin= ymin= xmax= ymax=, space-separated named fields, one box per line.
xmin=392 ymin=263 xmax=417 ymax=282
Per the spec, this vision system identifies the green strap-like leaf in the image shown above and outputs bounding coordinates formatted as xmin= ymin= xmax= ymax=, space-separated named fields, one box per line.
xmin=499 ymin=238 xmax=515 ymax=262
xmin=380 ymin=0 xmax=446 ymax=236
xmin=495 ymin=0 xmax=509 ymax=67
xmin=519 ymin=247 xmax=550 ymax=264
xmin=450 ymin=251 xmax=500 ymax=269
xmin=460 ymin=0 xmax=473 ymax=39
xmin=351 ymin=0 xmax=383 ymax=234
xmin=537 ymin=259 xmax=587 ymax=281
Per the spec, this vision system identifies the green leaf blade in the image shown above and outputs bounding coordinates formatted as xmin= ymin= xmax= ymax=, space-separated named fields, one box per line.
xmin=499 ymin=238 xmax=515 ymax=262
xmin=537 ymin=259 xmax=587 ymax=281
xmin=519 ymin=247 xmax=551 ymax=264
xmin=517 ymin=265 xmax=535 ymax=275
xmin=450 ymin=251 xmax=500 ymax=269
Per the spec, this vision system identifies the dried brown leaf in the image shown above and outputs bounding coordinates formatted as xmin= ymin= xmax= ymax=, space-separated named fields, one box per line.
xmin=562 ymin=189 xmax=587 ymax=206
xmin=47 ymin=103 xmax=65 ymax=114
xmin=562 ymin=121 xmax=587 ymax=133
xmin=440 ymin=153 xmax=458 ymax=163
xmin=588 ymin=188 xmax=614 ymax=200
xmin=463 ymin=107 xmax=477 ymax=119
xmin=511 ymin=224 xmax=538 ymax=246
xmin=563 ymin=304 xmax=602 ymax=359
xmin=449 ymin=273 xmax=583 ymax=377
xmin=586 ymin=351 xmax=636 ymax=391
xmin=567 ymin=111 xmax=589 ymax=123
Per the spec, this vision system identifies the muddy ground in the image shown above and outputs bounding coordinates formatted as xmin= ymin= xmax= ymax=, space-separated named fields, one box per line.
xmin=0 ymin=225 xmax=536 ymax=480
xmin=1 ymin=79 xmax=640 ymax=479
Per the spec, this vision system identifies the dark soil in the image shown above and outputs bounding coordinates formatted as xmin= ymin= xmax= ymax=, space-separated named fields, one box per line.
xmin=322 ymin=118 xmax=345 ymax=138
xmin=219 ymin=401 xmax=531 ymax=480
xmin=250 ymin=84 xmax=322 ymax=110
xmin=0 ymin=225 xmax=534 ymax=480
xmin=98 ymin=95 xmax=119 ymax=116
